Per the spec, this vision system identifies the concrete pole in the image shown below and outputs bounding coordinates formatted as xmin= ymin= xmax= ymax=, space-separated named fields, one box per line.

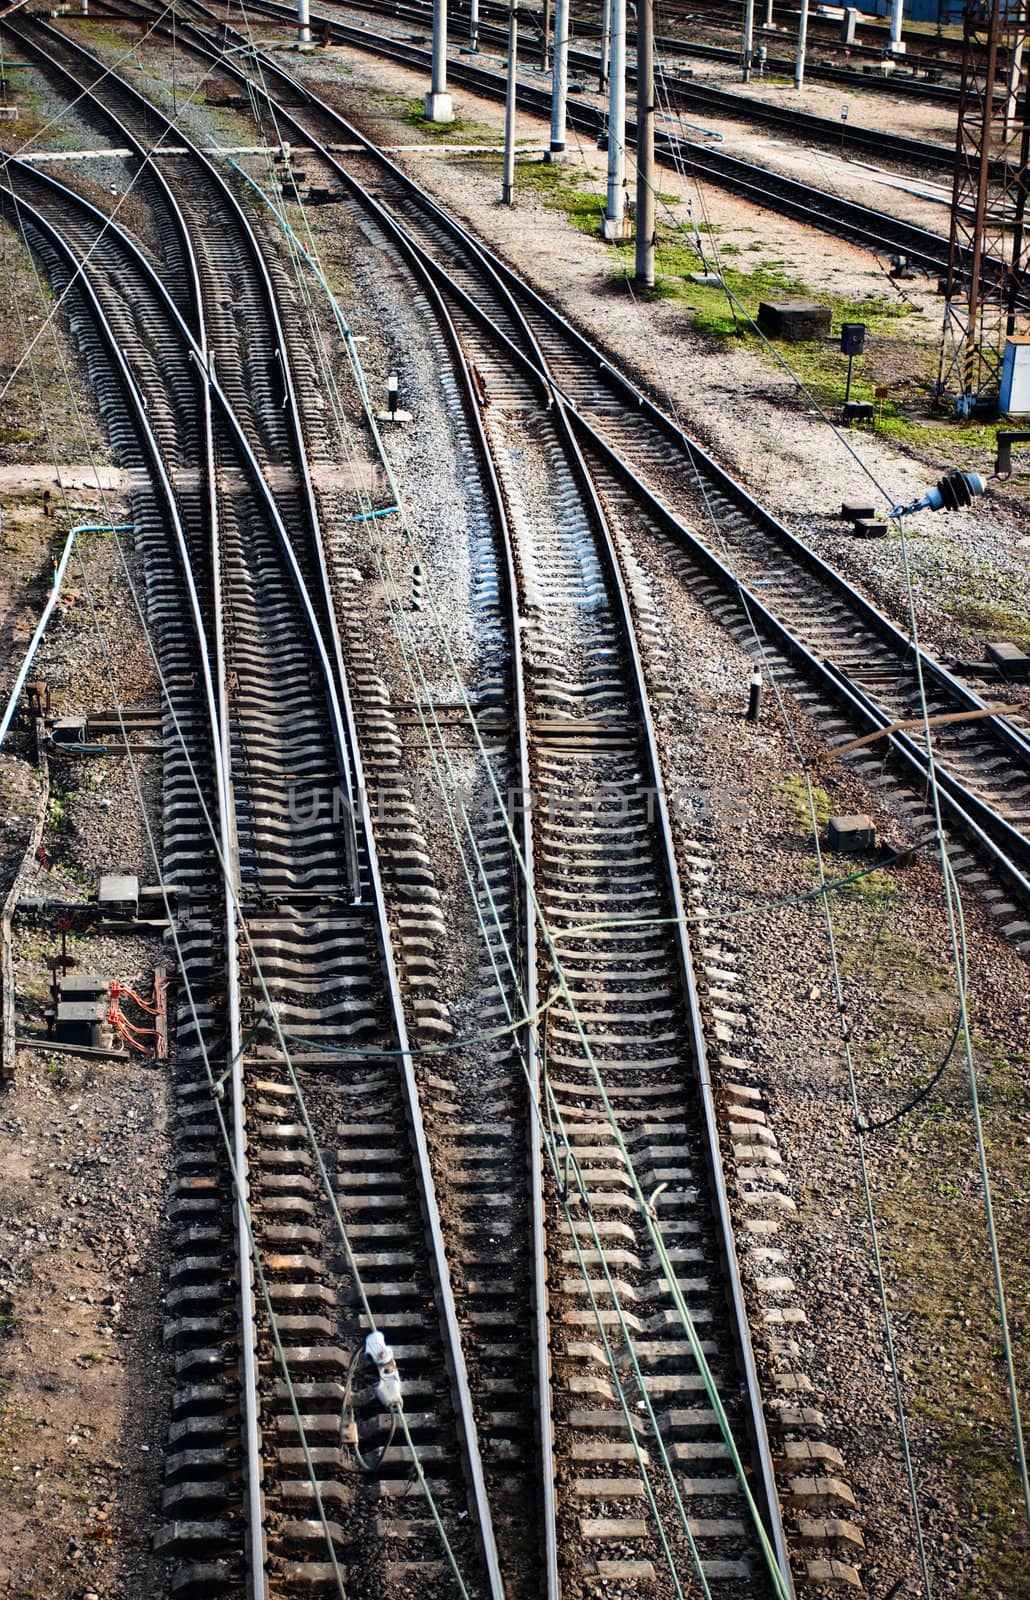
xmin=549 ymin=0 xmax=570 ymax=158
xmin=469 ymin=0 xmax=479 ymax=49
xmin=297 ymin=0 xmax=310 ymax=46
xmin=764 ymin=0 xmax=773 ymax=25
xmin=541 ymin=0 xmax=551 ymax=70
xmin=635 ymin=0 xmax=655 ymax=285
xmin=794 ymin=0 xmax=809 ymax=89
xmin=425 ymin=0 xmax=454 ymax=121
xmin=888 ymin=0 xmax=904 ymax=52
xmin=599 ymin=0 xmax=611 ymax=93
xmin=602 ymin=0 xmax=631 ymax=237
xmin=502 ymin=0 xmax=518 ymax=204
xmin=1004 ymin=35 xmax=1024 ymax=141
xmin=742 ymin=0 xmax=754 ymax=80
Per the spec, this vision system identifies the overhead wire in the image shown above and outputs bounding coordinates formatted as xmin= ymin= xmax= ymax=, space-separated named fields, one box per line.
xmin=205 ymin=64 xmax=798 ymax=1590
xmin=1 ymin=34 xmax=480 ymax=1590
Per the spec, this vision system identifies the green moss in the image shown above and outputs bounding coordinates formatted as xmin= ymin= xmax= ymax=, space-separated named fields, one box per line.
xmin=946 ymin=597 xmax=1030 ymax=651
xmin=773 ymin=772 xmax=831 ymax=832
xmin=401 ymin=98 xmax=496 ymax=143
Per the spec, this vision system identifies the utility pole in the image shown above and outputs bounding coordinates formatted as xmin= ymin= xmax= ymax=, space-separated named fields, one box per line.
xmin=888 ymin=0 xmax=904 ymax=54
xmin=599 ymin=0 xmax=612 ymax=92
xmin=296 ymin=0 xmax=310 ymax=46
xmin=470 ymin=0 xmax=479 ymax=50
xmin=794 ymin=0 xmax=809 ymax=89
xmin=425 ymin=0 xmax=454 ymax=121
xmin=635 ymin=0 xmax=655 ymax=284
xmin=764 ymin=0 xmax=773 ymax=23
xmin=502 ymin=0 xmax=518 ymax=204
xmin=541 ymin=0 xmax=551 ymax=69
xmin=601 ymin=0 xmax=632 ymax=238
xmin=548 ymin=0 xmax=570 ymax=159
xmin=743 ymin=0 xmax=755 ymax=80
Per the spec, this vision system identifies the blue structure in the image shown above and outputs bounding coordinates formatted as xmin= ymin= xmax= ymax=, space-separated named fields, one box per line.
xmin=852 ymin=0 xmax=965 ymax=20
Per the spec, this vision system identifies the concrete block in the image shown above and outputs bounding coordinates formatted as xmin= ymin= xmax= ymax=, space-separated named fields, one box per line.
xmin=853 ymin=518 xmax=888 ymax=538
xmin=842 ymin=400 xmax=875 ymax=425
xmin=98 ymin=871 xmax=140 ymax=917
xmin=986 ymin=640 xmax=1030 ymax=677
xmin=841 ymin=502 xmax=875 ymax=521
xmin=827 ymin=814 xmax=877 ymax=853
xmin=756 ymin=299 xmax=831 ymax=341
xmin=423 ymin=90 xmax=453 ymax=122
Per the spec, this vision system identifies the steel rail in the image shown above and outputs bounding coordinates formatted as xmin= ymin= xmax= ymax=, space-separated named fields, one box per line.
xmin=9 ymin=22 xmax=510 ymax=1590
xmin=195 ymin=0 xmax=995 ymax=284
xmin=155 ymin=10 xmax=797 ymax=1587
xmin=226 ymin=0 xmax=969 ymax=104
xmin=262 ymin=0 xmax=972 ymax=152
xmin=0 ymin=163 xmax=269 ymax=1594
xmin=162 ymin=15 xmax=1030 ymax=873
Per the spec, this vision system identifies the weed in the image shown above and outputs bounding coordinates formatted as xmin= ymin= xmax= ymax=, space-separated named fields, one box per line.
xmin=773 ymin=772 xmax=831 ymax=832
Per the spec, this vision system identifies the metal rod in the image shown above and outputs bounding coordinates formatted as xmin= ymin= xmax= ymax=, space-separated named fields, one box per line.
xmin=794 ymin=0 xmax=809 ymax=89
xmin=0 ymin=523 xmax=133 ymax=749
xmin=844 ymin=350 xmax=854 ymax=405
xmin=635 ymin=0 xmax=655 ymax=284
xmin=743 ymin=0 xmax=754 ymax=81
xmin=599 ymin=0 xmax=611 ymax=92
xmin=549 ymin=0 xmax=569 ymax=155
xmin=605 ymin=0 xmax=626 ymax=228
xmin=502 ymin=0 xmax=518 ymax=203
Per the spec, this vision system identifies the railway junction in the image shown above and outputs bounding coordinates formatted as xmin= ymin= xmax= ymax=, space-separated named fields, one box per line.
xmin=0 ymin=2 xmax=1027 ymax=1598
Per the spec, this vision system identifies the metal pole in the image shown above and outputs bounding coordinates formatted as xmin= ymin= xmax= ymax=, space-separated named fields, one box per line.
xmin=888 ymin=0 xmax=903 ymax=53
xmin=549 ymin=0 xmax=570 ymax=157
xmin=0 ymin=524 xmax=133 ymax=750
xmin=635 ymin=0 xmax=655 ymax=284
xmin=297 ymin=0 xmax=310 ymax=45
xmin=743 ymin=0 xmax=754 ymax=81
xmin=794 ymin=0 xmax=809 ymax=89
xmin=425 ymin=0 xmax=454 ymax=120
xmin=764 ymin=0 xmax=773 ymax=23
xmin=603 ymin=0 xmax=628 ymax=236
xmin=470 ymin=0 xmax=479 ymax=48
xmin=502 ymin=0 xmax=518 ymax=203
xmin=599 ymin=0 xmax=611 ymax=92
xmin=541 ymin=0 xmax=551 ymax=69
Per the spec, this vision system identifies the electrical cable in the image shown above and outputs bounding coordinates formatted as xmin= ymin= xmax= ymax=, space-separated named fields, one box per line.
xmin=1 ymin=68 xmax=479 ymax=1587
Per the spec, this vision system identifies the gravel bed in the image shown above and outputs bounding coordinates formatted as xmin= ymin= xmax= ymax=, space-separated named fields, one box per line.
xmin=0 ymin=229 xmax=169 ymax=1598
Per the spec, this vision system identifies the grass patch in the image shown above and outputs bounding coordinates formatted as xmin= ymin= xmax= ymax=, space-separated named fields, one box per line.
xmin=947 ymin=597 xmax=1030 ymax=651
xmin=773 ymin=772 xmax=831 ymax=832
xmin=401 ymin=97 xmax=496 ymax=144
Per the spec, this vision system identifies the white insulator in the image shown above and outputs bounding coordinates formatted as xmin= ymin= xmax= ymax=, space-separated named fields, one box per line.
xmin=376 ymin=1369 xmax=403 ymax=1409
xmin=365 ymin=1329 xmax=393 ymax=1368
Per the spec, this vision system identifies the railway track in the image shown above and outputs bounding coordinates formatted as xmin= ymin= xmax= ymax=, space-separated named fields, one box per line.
xmin=1 ymin=32 xmax=512 ymax=1597
xmin=3 ymin=5 xmax=1029 ymax=1595
xmin=237 ymin=0 xmax=966 ymax=167
xmin=120 ymin=0 xmax=1030 ymax=934
xmin=249 ymin=0 xmax=969 ymax=103
xmin=206 ymin=0 xmax=998 ymax=287
xmin=3 ymin=13 xmax=813 ymax=1598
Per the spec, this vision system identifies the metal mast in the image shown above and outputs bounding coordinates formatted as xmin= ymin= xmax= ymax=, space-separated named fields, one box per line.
xmin=937 ymin=0 xmax=1030 ymax=413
